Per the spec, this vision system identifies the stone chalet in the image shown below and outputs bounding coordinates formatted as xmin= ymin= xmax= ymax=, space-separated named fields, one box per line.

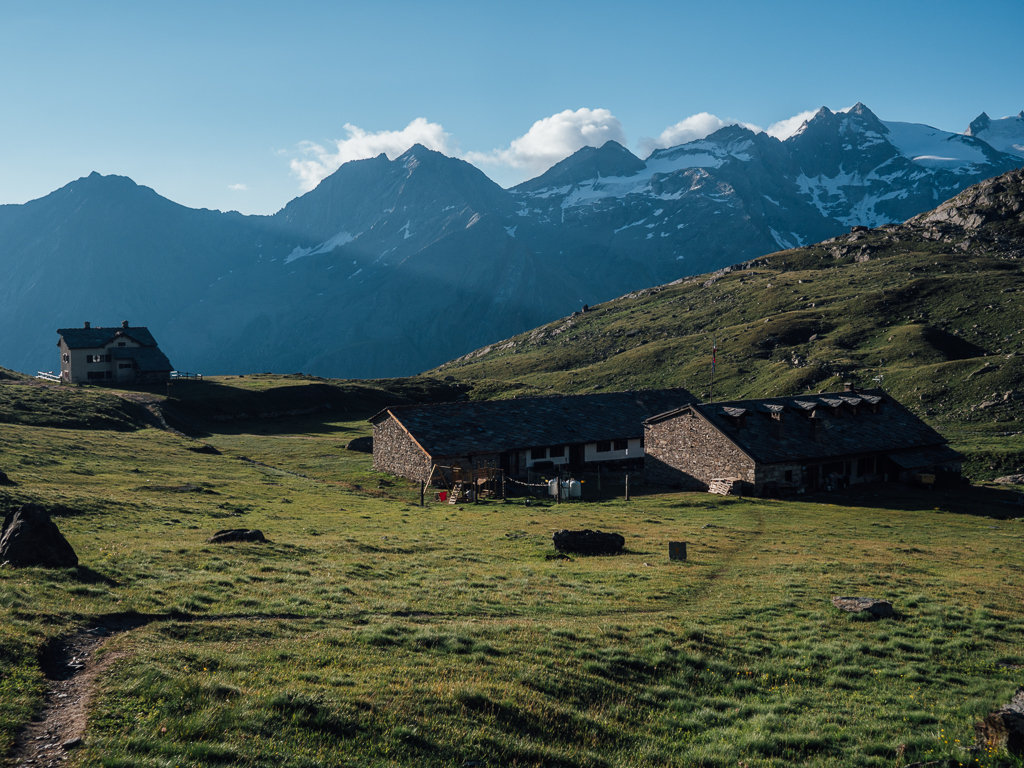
xmin=644 ymin=387 xmax=964 ymax=495
xmin=370 ymin=388 xmax=697 ymax=482
xmin=57 ymin=321 xmax=174 ymax=384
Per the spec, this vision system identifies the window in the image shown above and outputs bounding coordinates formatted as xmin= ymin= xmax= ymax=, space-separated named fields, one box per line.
xmin=530 ymin=447 xmax=546 ymax=460
xmin=119 ymin=363 xmax=133 ymax=369
xmin=87 ymin=371 xmax=105 ymax=380
xmin=549 ymin=446 xmax=565 ymax=457
xmin=596 ymin=441 xmax=611 ymax=453
xmin=62 ymin=353 xmax=69 ymax=363
xmin=784 ymin=470 xmax=793 ymax=482
xmin=613 ymin=439 xmax=628 ymax=451
xmin=87 ymin=354 xmax=111 ymax=363
xmin=117 ymin=342 xmax=126 ymax=347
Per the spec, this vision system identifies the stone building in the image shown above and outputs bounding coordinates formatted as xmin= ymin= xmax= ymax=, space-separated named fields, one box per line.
xmin=644 ymin=387 xmax=963 ymax=495
xmin=57 ymin=321 xmax=174 ymax=384
xmin=370 ymin=388 xmax=696 ymax=482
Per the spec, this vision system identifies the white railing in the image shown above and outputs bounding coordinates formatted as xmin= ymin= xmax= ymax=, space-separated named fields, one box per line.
xmin=36 ymin=371 xmax=61 ymax=382
xmin=170 ymin=371 xmax=203 ymax=380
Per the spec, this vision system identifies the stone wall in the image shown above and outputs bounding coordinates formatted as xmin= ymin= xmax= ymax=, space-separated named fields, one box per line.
xmin=372 ymin=416 xmax=432 ymax=482
xmin=645 ymin=411 xmax=756 ymax=491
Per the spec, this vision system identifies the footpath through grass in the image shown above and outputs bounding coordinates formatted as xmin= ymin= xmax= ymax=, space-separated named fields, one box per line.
xmin=2 ymin=414 xmax=1024 ymax=767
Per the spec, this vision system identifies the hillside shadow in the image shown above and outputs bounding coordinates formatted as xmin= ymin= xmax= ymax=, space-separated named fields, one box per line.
xmin=797 ymin=482 xmax=1024 ymax=519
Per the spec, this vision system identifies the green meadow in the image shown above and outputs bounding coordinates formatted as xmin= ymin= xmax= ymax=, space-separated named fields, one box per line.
xmin=2 ymin=378 xmax=1024 ymax=767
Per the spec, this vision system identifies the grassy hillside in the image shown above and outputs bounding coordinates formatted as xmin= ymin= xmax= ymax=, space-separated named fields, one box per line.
xmin=426 ymin=169 xmax=1024 ymax=478
xmin=2 ymin=393 xmax=1023 ymax=767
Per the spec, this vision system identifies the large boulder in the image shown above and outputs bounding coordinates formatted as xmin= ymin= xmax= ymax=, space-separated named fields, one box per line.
xmin=0 ymin=469 xmax=14 ymax=486
xmin=552 ymin=529 xmax=625 ymax=555
xmin=0 ymin=504 xmax=78 ymax=568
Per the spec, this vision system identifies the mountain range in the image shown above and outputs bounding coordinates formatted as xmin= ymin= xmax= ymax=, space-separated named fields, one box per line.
xmin=430 ymin=165 xmax=1024 ymax=481
xmin=1 ymin=103 xmax=1022 ymax=378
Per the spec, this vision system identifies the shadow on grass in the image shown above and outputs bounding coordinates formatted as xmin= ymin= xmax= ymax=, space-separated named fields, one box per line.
xmin=71 ymin=566 xmax=119 ymax=587
xmin=792 ymin=482 xmax=1024 ymax=519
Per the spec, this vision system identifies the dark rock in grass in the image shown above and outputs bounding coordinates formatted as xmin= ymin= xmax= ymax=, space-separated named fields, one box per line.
xmin=553 ymin=529 xmax=624 ymax=555
xmin=0 ymin=504 xmax=78 ymax=568
xmin=208 ymin=529 xmax=267 ymax=544
xmin=831 ymin=596 xmax=893 ymax=617
xmin=975 ymin=686 xmax=1024 ymax=755
xmin=346 ymin=436 xmax=373 ymax=453
xmin=0 ymin=469 xmax=14 ymax=486
xmin=187 ymin=443 xmax=221 ymax=455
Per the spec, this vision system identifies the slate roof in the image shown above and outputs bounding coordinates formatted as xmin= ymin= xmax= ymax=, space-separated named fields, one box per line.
xmin=111 ymin=347 xmax=173 ymax=372
xmin=371 ymin=388 xmax=698 ymax=458
xmin=57 ymin=326 xmax=160 ymax=349
xmin=646 ymin=388 xmax=962 ymax=465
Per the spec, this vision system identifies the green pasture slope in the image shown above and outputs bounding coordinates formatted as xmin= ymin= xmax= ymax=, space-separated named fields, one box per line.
xmin=2 ymin=376 xmax=1024 ymax=767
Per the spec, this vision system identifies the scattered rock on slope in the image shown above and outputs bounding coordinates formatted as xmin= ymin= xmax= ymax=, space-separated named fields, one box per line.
xmin=975 ymin=686 xmax=1024 ymax=755
xmin=831 ymin=596 xmax=893 ymax=617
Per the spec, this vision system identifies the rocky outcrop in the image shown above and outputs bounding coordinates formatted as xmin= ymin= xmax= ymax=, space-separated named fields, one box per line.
xmin=0 ymin=504 xmax=78 ymax=568
xmin=0 ymin=469 xmax=14 ymax=486
xmin=908 ymin=168 xmax=1024 ymax=231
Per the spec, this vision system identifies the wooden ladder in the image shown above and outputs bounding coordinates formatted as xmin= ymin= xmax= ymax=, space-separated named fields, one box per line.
xmin=448 ymin=481 xmax=462 ymax=504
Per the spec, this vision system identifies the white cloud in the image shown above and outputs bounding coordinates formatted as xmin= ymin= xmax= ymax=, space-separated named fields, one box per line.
xmin=227 ymin=183 xmax=248 ymax=192
xmin=463 ymin=108 xmax=627 ymax=182
xmin=638 ymin=113 xmax=763 ymax=157
xmin=765 ymin=109 xmax=820 ymax=140
xmin=290 ymin=118 xmax=455 ymax=191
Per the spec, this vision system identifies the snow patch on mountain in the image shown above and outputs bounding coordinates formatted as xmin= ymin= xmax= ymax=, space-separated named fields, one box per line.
xmin=285 ymin=230 xmax=357 ymax=263
xmin=965 ymin=112 xmax=1024 ymax=158
xmin=883 ymin=121 xmax=988 ymax=170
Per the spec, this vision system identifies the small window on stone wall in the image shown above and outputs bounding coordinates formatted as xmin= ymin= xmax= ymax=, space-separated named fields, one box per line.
xmin=785 ymin=470 xmax=793 ymax=482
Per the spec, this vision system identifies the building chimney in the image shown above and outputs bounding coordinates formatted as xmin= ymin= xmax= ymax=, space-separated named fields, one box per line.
xmin=121 ymin=320 xmax=129 ymax=328
xmin=843 ymin=382 xmax=857 ymax=393
xmin=84 ymin=321 xmax=90 ymax=329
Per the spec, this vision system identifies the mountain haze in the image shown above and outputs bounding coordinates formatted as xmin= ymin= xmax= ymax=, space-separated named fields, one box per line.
xmin=0 ymin=103 xmax=1021 ymax=378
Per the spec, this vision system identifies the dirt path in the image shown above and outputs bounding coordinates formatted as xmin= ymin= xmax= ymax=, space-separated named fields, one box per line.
xmin=6 ymin=616 xmax=147 ymax=768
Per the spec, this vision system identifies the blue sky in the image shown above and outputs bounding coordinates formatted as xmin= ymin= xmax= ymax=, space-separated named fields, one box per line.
xmin=1 ymin=0 xmax=1021 ymax=215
